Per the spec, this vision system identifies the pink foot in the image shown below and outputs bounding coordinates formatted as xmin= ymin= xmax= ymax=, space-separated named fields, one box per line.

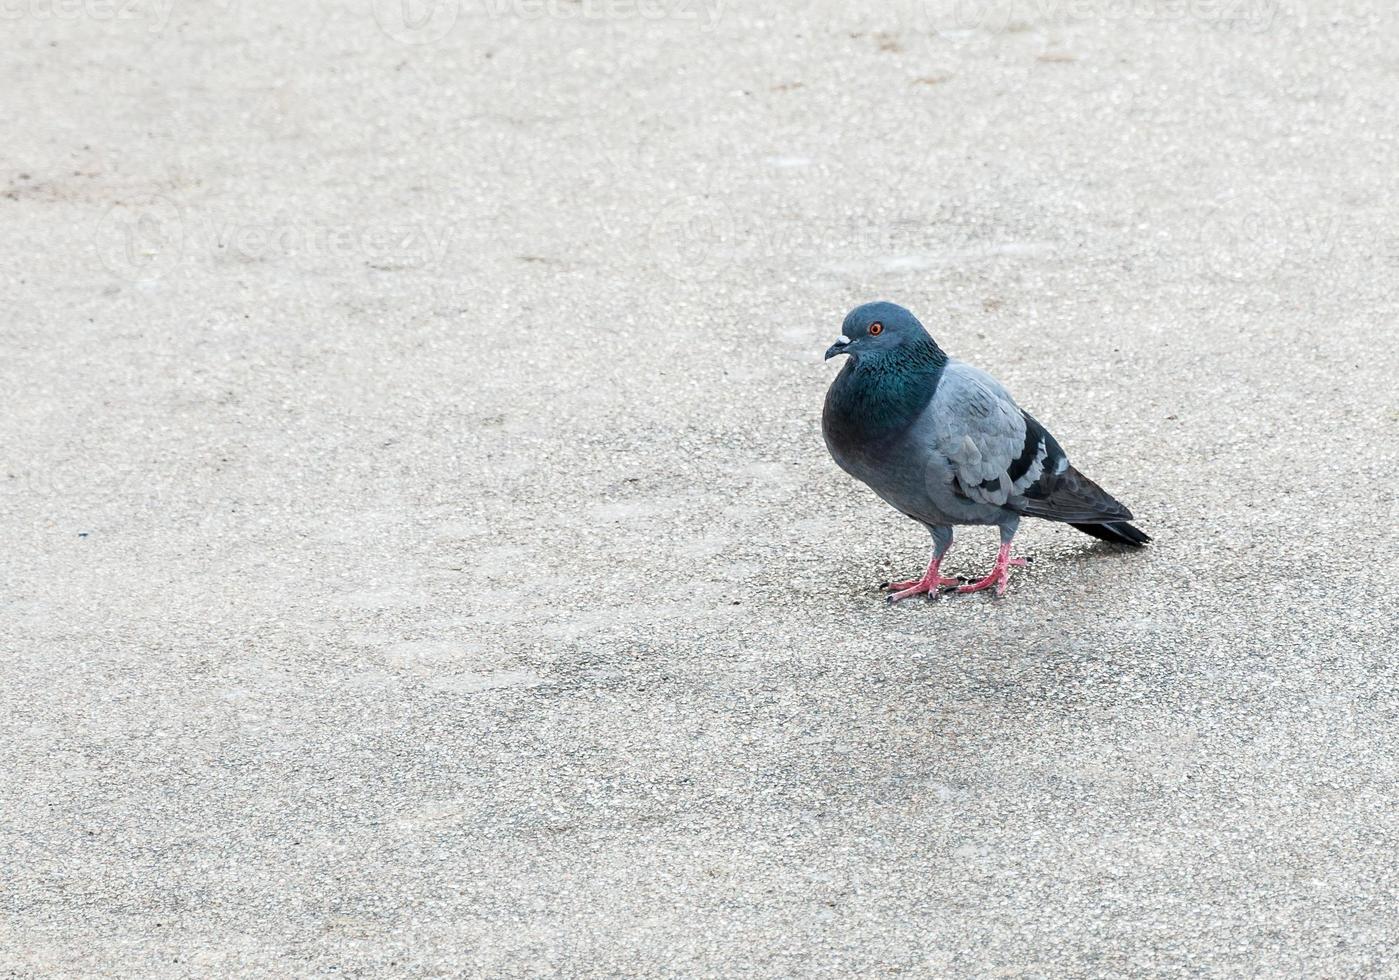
xmin=956 ymin=544 xmax=1028 ymax=597
xmin=884 ymin=574 xmax=958 ymax=591
xmin=883 ymin=561 xmax=960 ymax=603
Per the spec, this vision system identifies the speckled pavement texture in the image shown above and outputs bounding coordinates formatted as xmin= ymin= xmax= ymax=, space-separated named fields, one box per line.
xmin=3 ymin=0 xmax=1398 ymax=976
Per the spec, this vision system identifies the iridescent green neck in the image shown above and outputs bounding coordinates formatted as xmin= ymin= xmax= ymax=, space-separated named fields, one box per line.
xmin=829 ymin=337 xmax=947 ymax=440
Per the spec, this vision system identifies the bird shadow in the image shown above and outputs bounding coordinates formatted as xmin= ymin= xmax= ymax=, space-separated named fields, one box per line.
xmin=1036 ymin=540 xmax=1150 ymax=567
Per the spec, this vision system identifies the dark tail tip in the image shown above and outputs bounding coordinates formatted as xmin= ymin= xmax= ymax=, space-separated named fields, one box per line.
xmin=1071 ymin=521 xmax=1151 ymax=547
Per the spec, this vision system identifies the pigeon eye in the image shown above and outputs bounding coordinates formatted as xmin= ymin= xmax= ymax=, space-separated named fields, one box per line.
xmin=869 ymin=322 xmax=884 ymax=336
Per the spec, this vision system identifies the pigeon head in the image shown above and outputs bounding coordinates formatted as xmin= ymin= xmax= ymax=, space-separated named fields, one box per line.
xmin=824 ymin=301 xmax=941 ymax=364
xmin=822 ymin=301 xmax=950 ymax=441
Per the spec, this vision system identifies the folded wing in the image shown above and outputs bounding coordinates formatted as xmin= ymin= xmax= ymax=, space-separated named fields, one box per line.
xmin=930 ymin=361 xmax=1133 ymax=524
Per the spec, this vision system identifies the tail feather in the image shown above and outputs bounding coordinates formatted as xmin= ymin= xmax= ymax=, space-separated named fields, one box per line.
xmin=1021 ymin=465 xmax=1149 ymax=545
xmin=1070 ymin=521 xmax=1151 ymax=547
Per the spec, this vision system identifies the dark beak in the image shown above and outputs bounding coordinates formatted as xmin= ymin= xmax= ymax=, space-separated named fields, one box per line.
xmin=824 ymin=340 xmax=850 ymax=361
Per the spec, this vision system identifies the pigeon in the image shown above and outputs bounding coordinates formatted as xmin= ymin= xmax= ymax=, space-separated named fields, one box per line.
xmin=822 ymin=301 xmax=1148 ymax=599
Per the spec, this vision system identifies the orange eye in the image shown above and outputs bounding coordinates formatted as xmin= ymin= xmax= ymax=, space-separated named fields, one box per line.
xmin=869 ymin=322 xmax=884 ymax=336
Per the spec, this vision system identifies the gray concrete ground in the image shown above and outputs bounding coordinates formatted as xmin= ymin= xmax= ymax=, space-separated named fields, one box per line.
xmin=3 ymin=0 xmax=1399 ymax=976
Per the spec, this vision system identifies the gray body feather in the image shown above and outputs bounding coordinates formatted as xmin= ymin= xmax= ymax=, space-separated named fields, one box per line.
xmin=824 ymin=358 xmax=1141 ymax=537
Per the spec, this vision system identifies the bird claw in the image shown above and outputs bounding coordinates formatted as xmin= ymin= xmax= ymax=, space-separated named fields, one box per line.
xmin=957 ymin=565 xmax=1021 ymax=596
xmin=956 ymin=574 xmax=1008 ymax=596
xmin=887 ymin=588 xmax=934 ymax=604
xmin=885 ymin=575 xmax=961 ymax=603
xmin=956 ymin=549 xmax=1028 ymax=596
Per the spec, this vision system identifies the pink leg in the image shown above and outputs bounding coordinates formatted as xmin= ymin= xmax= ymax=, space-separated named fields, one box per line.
xmin=957 ymin=541 xmax=1028 ymax=597
xmin=884 ymin=555 xmax=961 ymax=603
